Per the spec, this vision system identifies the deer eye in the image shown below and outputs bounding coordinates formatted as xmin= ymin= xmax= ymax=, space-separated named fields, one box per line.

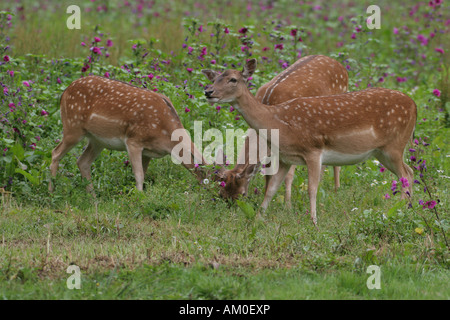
xmin=229 ymin=78 xmax=237 ymax=83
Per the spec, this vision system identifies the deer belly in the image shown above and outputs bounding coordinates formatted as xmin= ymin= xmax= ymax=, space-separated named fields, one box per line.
xmin=88 ymin=134 xmax=127 ymax=151
xmin=321 ymin=149 xmax=375 ymax=166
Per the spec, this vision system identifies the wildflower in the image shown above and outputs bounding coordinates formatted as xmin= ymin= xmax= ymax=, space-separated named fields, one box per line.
xmin=186 ymin=67 xmax=193 ymax=73
xmin=203 ymin=178 xmax=209 ymax=185
xmin=104 ymin=72 xmax=110 ymax=78
xmin=384 ymin=194 xmax=390 ymax=199
xmin=391 ymin=180 xmax=398 ymax=192
xmin=380 ymin=167 xmax=386 ymax=173
xmin=229 ymin=106 xmax=234 ymax=112
xmin=224 ymin=27 xmax=230 ymax=34
xmin=92 ymin=47 xmax=102 ymax=55
xmin=8 ymin=70 xmax=14 ymax=77
xmin=393 ymin=27 xmax=399 ymax=34
xmin=41 ymin=110 xmax=48 ymax=116
xmin=351 ymin=33 xmax=356 ymax=39
xmin=147 ymin=73 xmax=154 ymax=80
xmin=106 ymin=39 xmax=113 ymax=47
xmin=94 ymin=37 xmax=101 ymax=42
xmin=434 ymin=48 xmax=444 ymax=54
xmin=423 ymin=200 xmax=436 ymax=209
xmin=184 ymin=107 xmax=190 ymax=113
xmin=262 ymin=47 xmax=270 ymax=51
xmin=216 ymin=106 xmax=221 ymax=111
xmin=188 ymin=46 xmax=193 ymax=54
xmin=57 ymin=77 xmax=61 ymax=84
xmin=23 ymin=81 xmax=30 ymax=87
xmin=274 ymin=43 xmax=284 ymax=50
xmin=210 ymin=59 xmax=216 ymax=64
xmin=410 ymin=155 xmax=416 ymax=162
xmin=433 ymin=89 xmax=441 ymax=97
xmin=81 ymin=42 xmax=86 ymax=46
xmin=3 ymin=55 xmax=10 ymax=62
xmin=220 ymin=181 xmax=226 ymax=187
xmin=400 ymin=177 xmax=409 ymax=188
xmin=290 ymin=29 xmax=297 ymax=37
xmin=238 ymin=27 xmax=248 ymax=34
xmin=198 ymin=25 xmax=204 ymax=32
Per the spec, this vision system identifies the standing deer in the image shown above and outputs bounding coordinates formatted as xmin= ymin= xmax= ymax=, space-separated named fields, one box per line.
xmin=49 ymin=76 xmax=206 ymax=194
xmin=202 ymin=55 xmax=348 ymax=204
xmin=204 ymin=59 xmax=417 ymax=224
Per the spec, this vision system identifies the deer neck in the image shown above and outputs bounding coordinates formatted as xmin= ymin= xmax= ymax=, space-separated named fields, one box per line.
xmin=232 ymin=88 xmax=273 ymax=131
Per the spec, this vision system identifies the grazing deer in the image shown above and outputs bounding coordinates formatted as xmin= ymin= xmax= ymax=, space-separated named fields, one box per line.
xmin=204 ymin=59 xmax=417 ymax=224
xmin=202 ymin=55 xmax=348 ymax=204
xmin=49 ymin=75 xmax=206 ymax=194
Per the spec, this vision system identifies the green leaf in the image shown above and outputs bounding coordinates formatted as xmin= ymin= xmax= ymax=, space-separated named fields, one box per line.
xmin=236 ymin=199 xmax=255 ymax=219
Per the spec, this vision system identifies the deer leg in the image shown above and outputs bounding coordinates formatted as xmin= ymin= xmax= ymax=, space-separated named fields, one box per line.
xmin=49 ymin=133 xmax=83 ymax=192
xmin=333 ymin=166 xmax=341 ymax=192
xmin=126 ymin=141 xmax=145 ymax=191
xmin=76 ymin=140 xmax=104 ymax=195
xmin=284 ymin=165 xmax=296 ymax=209
xmin=260 ymin=162 xmax=291 ymax=213
xmin=305 ymin=153 xmax=323 ymax=225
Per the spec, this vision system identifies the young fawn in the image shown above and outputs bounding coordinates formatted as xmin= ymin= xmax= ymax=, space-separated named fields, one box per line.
xmin=49 ymin=76 xmax=206 ymax=194
xmin=204 ymin=59 xmax=417 ymax=224
xmin=203 ymin=55 xmax=348 ymax=204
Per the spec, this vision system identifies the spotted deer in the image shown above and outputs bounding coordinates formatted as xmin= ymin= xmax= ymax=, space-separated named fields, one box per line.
xmin=203 ymin=55 xmax=348 ymax=204
xmin=49 ymin=75 xmax=206 ymax=194
xmin=204 ymin=59 xmax=417 ymax=224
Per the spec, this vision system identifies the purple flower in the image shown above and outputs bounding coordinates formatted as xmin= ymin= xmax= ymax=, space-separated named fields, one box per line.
xmin=224 ymin=27 xmax=230 ymax=34
xmin=186 ymin=67 xmax=193 ymax=73
xmin=384 ymin=194 xmax=391 ymax=199
xmin=210 ymin=59 xmax=216 ymax=65
xmin=41 ymin=110 xmax=48 ymax=116
xmin=433 ymin=89 xmax=441 ymax=97
xmin=391 ymin=180 xmax=398 ymax=192
xmin=423 ymin=200 xmax=436 ymax=210
xmin=106 ymin=39 xmax=113 ymax=47
xmin=220 ymin=181 xmax=226 ymax=187
xmin=81 ymin=42 xmax=86 ymax=46
xmin=8 ymin=70 xmax=14 ymax=77
xmin=238 ymin=27 xmax=248 ymax=34
xmin=92 ymin=47 xmax=102 ymax=55
xmin=188 ymin=46 xmax=193 ymax=54
xmin=400 ymin=177 xmax=409 ymax=188
xmin=393 ymin=27 xmax=399 ymax=34
xmin=57 ymin=77 xmax=61 ymax=84
xmin=198 ymin=25 xmax=204 ymax=32
xmin=104 ymin=72 xmax=110 ymax=78
xmin=380 ymin=167 xmax=386 ymax=173
xmin=410 ymin=155 xmax=416 ymax=162
xmin=148 ymin=73 xmax=154 ymax=80
xmin=274 ymin=43 xmax=284 ymax=50
xmin=94 ymin=37 xmax=101 ymax=43
xmin=290 ymin=29 xmax=297 ymax=37
xmin=409 ymin=148 xmax=416 ymax=153
xmin=3 ymin=55 xmax=10 ymax=62
xmin=23 ymin=81 xmax=30 ymax=87
xmin=184 ymin=107 xmax=190 ymax=113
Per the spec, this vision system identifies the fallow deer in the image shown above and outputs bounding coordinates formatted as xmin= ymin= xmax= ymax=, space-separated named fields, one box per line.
xmin=49 ymin=75 xmax=206 ymax=194
xmin=203 ymin=55 xmax=348 ymax=204
xmin=204 ymin=59 xmax=417 ymax=224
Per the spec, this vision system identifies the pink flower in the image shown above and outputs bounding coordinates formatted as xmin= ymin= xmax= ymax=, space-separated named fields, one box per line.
xmin=433 ymin=89 xmax=441 ymax=97
xmin=94 ymin=37 xmax=101 ymax=42
xmin=41 ymin=110 xmax=48 ymax=116
xmin=423 ymin=200 xmax=436 ymax=209
xmin=3 ymin=55 xmax=10 ymax=62
xmin=104 ymin=72 xmax=110 ymax=78
xmin=23 ymin=81 xmax=30 ymax=87
xmin=400 ymin=177 xmax=409 ymax=188
xmin=393 ymin=27 xmax=399 ymax=34
xmin=8 ymin=70 xmax=14 ymax=77
xmin=148 ymin=73 xmax=154 ymax=80
xmin=188 ymin=46 xmax=193 ymax=54
xmin=238 ymin=27 xmax=248 ymax=34
xmin=194 ymin=163 xmax=199 ymax=168
xmin=224 ymin=27 xmax=230 ymax=34
xmin=92 ymin=47 xmax=102 ymax=55
xmin=81 ymin=42 xmax=86 ymax=46
xmin=229 ymin=106 xmax=235 ymax=112
xmin=290 ymin=29 xmax=297 ymax=37
xmin=274 ymin=43 xmax=284 ymax=50
xmin=220 ymin=181 xmax=226 ymax=187
xmin=216 ymin=106 xmax=221 ymax=111
xmin=184 ymin=107 xmax=190 ymax=113
xmin=210 ymin=59 xmax=216 ymax=65
xmin=186 ymin=67 xmax=193 ymax=73
xmin=384 ymin=194 xmax=391 ymax=199
xmin=198 ymin=25 xmax=204 ymax=32
xmin=106 ymin=39 xmax=113 ymax=47
xmin=380 ymin=167 xmax=386 ymax=173
xmin=435 ymin=48 xmax=444 ymax=54
xmin=57 ymin=77 xmax=61 ymax=84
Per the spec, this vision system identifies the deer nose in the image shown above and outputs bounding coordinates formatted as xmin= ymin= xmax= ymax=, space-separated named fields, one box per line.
xmin=204 ymin=89 xmax=214 ymax=98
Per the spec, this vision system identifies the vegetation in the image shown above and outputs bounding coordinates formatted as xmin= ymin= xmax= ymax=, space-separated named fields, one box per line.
xmin=0 ymin=0 xmax=449 ymax=300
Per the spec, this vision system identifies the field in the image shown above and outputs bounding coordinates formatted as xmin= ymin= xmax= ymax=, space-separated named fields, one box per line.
xmin=0 ymin=0 xmax=449 ymax=302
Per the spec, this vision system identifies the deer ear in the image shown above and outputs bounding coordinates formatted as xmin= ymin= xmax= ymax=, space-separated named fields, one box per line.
xmin=202 ymin=69 xmax=220 ymax=82
xmin=236 ymin=163 xmax=259 ymax=180
xmin=242 ymin=59 xmax=257 ymax=81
